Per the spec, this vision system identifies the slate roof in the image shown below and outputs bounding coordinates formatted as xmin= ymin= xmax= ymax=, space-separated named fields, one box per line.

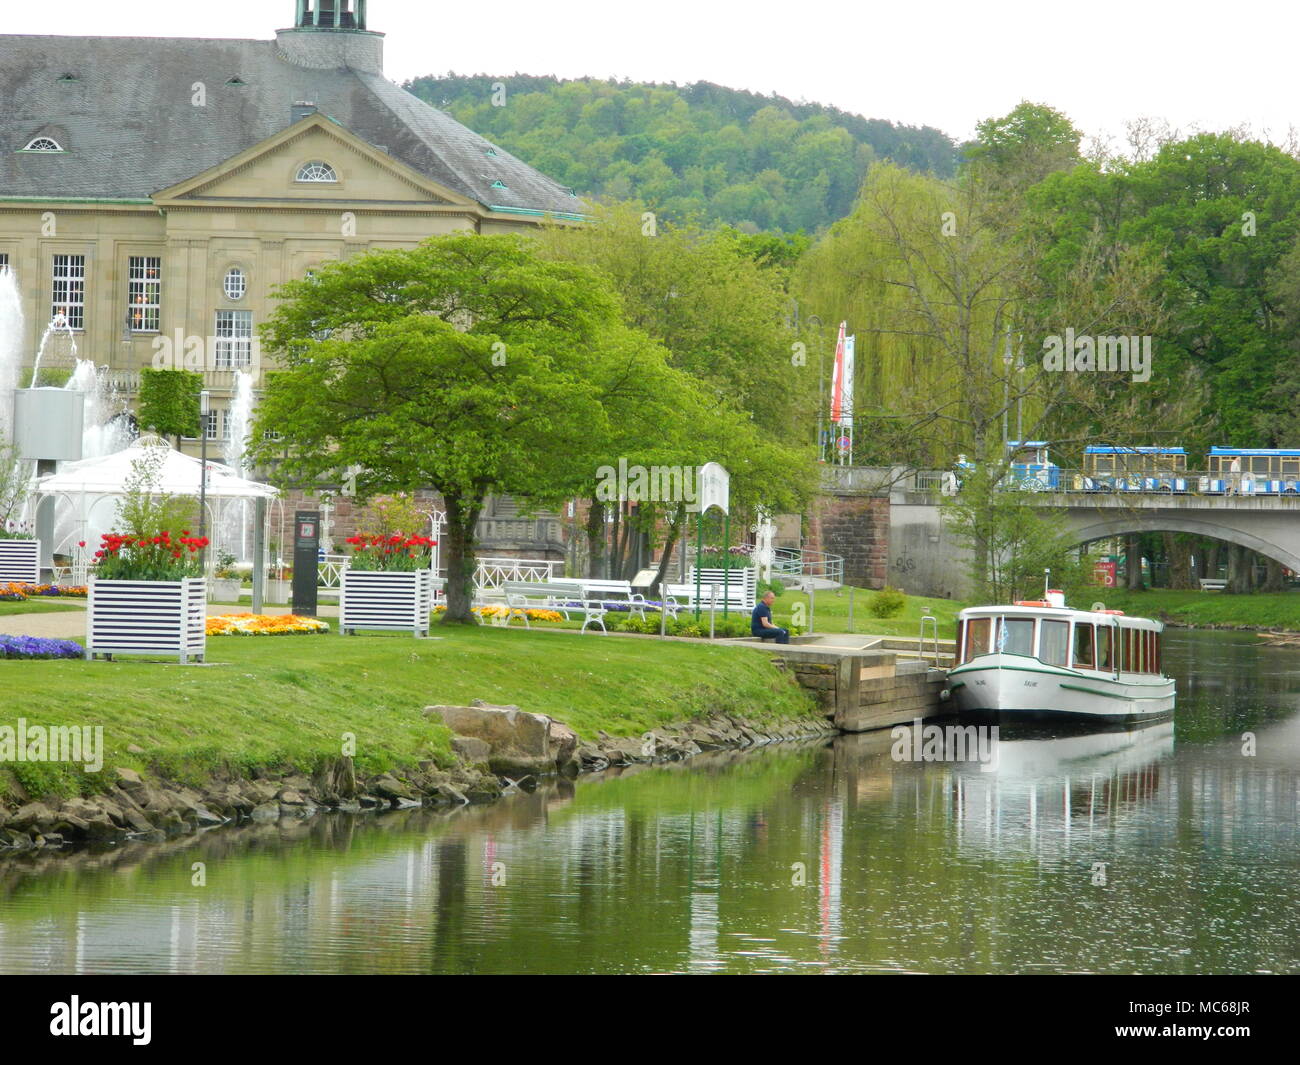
xmin=0 ymin=34 xmax=584 ymax=215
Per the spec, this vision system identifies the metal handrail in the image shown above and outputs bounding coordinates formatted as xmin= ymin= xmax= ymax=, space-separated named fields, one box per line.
xmin=772 ymin=546 xmax=844 ymax=586
xmin=919 ymin=614 xmax=939 ymax=666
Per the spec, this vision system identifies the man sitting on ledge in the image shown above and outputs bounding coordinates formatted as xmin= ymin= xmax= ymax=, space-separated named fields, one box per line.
xmin=751 ymin=590 xmax=790 ymax=644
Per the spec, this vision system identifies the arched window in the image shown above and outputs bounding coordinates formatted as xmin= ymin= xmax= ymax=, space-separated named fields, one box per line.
xmin=23 ymin=137 xmax=63 ymax=152
xmin=295 ymin=160 xmax=338 ymax=183
xmin=223 ymin=267 xmax=247 ymax=301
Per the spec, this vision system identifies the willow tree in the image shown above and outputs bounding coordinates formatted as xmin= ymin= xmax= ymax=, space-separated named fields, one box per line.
xmin=251 ymin=234 xmax=639 ymax=623
xmin=794 ymin=156 xmax=1169 ymax=594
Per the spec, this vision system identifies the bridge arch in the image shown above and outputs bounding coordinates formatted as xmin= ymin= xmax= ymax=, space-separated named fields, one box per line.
xmin=1068 ymin=515 xmax=1300 ymax=573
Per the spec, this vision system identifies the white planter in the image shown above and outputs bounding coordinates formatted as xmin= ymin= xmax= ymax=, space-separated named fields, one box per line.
xmin=86 ymin=577 xmax=207 ymax=663
xmin=210 ymin=578 xmax=242 ymax=603
xmin=265 ymin=579 xmax=290 ymax=605
xmin=340 ymin=568 xmax=433 ymax=636
xmin=0 ymin=539 xmax=40 ymax=585
xmin=687 ymin=566 xmax=757 ymax=609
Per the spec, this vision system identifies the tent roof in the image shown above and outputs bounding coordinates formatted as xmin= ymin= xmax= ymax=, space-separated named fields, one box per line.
xmin=33 ymin=440 xmax=278 ymax=500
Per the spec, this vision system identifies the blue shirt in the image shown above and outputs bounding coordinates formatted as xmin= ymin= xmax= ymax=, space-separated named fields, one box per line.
xmin=751 ymin=602 xmax=772 ymax=636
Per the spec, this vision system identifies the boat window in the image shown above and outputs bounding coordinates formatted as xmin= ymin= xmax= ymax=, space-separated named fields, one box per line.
xmin=965 ymin=617 xmax=991 ymax=660
xmin=999 ymin=617 xmax=1035 ymax=656
xmin=1097 ymin=625 xmax=1113 ymax=670
xmin=1135 ymin=628 xmax=1146 ymax=672
xmin=1039 ymin=619 xmax=1068 ymax=666
xmin=1072 ymin=623 xmax=1095 ymax=669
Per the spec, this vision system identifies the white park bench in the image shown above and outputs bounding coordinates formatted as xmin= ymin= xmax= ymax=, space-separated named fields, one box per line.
xmin=549 ymin=578 xmax=649 ymax=619
xmin=662 ymin=583 xmax=725 ymax=618
xmin=500 ymin=580 xmax=607 ymax=632
xmin=1199 ymin=578 xmax=1227 ymax=591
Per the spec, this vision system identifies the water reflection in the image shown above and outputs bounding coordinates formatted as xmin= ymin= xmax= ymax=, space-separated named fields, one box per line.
xmin=0 ymin=632 xmax=1298 ymax=974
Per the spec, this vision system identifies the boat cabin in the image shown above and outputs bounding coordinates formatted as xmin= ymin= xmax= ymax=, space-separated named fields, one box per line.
xmin=955 ymin=605 xmax=1164 ymax=675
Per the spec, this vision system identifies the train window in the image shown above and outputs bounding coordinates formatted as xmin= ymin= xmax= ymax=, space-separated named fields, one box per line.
xmin=1039 ymin=620 xmax=1068 ymax=666
xmin=1073 ymin=623 xmax=1095 ymax=669
xmin=966 ymin=618 xmax=991 ymax=661
xmin=1097 ymin=626 xmax=1113 ymax=670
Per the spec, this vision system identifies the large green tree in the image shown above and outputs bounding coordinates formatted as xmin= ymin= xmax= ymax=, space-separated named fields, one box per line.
xmin=252 ymin=234 xmax=649 ymax=623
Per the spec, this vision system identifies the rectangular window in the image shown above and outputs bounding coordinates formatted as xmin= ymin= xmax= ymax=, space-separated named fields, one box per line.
xmin=1039 ymin=620 xmax=1069 ymax=666
xmin=215 ymin=310 xmax=253 ymax=369
xmin=1000 ymin=617 xmax=1035 ymax=657
xmin=1072 ymin=623 xmax=1095 ymax=669
xmin=202 ymin=410 xmax=220 ymax=441
xmin=52 ymin=254 xmax=86 ymax=330
xmin=965 ymin=617 xmax=992 ymax=661
xmin=1097 ymin=625 xmax=1113 ymax=671
xmin=127 ymin=256 xmax=161 ymax=332
xmin=0 ymin=252 xmax=9 ymax=273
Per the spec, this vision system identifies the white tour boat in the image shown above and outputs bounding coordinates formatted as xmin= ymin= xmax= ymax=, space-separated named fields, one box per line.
xmin=946 ymin=590 xmax=1176 ymax=724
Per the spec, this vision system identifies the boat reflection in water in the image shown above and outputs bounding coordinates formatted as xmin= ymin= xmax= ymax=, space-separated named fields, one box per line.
xmin=946 ymin=721 xmax=1175 ymax=857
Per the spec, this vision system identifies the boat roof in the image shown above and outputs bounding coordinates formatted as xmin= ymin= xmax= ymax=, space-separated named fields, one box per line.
xmin=957 ymin=604 xmax=1163 ymax=630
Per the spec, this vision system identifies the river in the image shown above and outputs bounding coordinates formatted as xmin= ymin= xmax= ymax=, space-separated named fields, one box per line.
xmin=1 ymin=630 xmax=1297 ymax=974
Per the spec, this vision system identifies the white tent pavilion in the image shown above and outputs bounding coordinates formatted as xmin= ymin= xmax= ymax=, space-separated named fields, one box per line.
xmin=31 ymin=436 xmax=278 ymax=580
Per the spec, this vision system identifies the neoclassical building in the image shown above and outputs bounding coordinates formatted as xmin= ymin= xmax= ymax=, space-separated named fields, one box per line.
xmin=0 ymin=0 xmax=584 ymax=452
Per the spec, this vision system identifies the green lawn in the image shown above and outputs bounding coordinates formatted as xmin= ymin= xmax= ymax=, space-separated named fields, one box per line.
xmin=776 ymin=587 xmax=963 ymax=640
xmin=0 ymin=625 xmax=819 ymax=802
xmin=0 ymin=598 xmax=85 ymax=617
xmin=1097 ymin=588 xmax=1300 ymax=630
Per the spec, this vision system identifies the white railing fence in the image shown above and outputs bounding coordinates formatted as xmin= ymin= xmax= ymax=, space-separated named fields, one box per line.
xmin=473 ymin=556 xmax=564 ymax=594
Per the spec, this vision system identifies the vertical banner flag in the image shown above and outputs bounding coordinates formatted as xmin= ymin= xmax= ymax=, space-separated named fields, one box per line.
xmin=829 ymin=321 xmax=847 ymax=424
xmin=840 ymin=334 xmax=855 ymax=427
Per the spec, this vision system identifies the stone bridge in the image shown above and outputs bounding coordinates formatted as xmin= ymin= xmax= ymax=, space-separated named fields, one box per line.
xmin=809 ymin=467 xmax=1300 ymax=598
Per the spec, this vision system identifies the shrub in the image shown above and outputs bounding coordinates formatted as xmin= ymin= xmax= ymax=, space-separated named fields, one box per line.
xmin=870 ymin=585 xmax=907 ymax=618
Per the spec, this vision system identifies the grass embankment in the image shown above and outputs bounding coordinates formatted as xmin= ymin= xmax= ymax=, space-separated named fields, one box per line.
xmin=0 ymin=626 xmax=818 ymax=803
xmin=0 ymin=599 xmax=85 ymax=617
xmin=1097 ymin=588 xmax=1300 ymax=630
xmin=779 ymin=588 xmax=961 ymax=639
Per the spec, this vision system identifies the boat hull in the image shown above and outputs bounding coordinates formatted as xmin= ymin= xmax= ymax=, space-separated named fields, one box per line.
xmin=947 ymin=655 xmax=1175 ymax=726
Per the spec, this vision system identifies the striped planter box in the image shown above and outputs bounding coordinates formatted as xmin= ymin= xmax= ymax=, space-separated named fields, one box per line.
xmin=340 ymin=569 xmax=433 ymax=636
xmin=0 ymin=539 xmax=39 ymax=585
xmin=687 ymin=566 xmax=757 ymax=610
xmin=86 ymin=578 xmax=207 ymax=663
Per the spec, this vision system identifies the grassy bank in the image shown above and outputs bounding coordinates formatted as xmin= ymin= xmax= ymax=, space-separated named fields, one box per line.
xmin=0 ymin=599 xmax=85 ymax=617
xmin=778 ymin=587 xmax=962 ymax=639
xmin=1095 ymin=588 xmax=1300 ymax=630
xmin=0 ymin=626 xmax=819 ymax=803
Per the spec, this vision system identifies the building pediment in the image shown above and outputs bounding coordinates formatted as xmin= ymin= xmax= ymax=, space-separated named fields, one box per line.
xmin=153 ymin=112 xmax=478 ymax=210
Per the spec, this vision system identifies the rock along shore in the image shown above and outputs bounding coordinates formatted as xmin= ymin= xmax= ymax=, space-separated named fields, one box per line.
xmin=0 ymin=700 xmax=836 ymax=855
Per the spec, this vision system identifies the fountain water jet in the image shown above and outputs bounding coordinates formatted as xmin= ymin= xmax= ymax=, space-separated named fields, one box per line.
xmin=0 ymin=267 xmax=23 ymax=446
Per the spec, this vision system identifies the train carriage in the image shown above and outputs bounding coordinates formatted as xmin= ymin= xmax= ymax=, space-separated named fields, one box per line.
xmin=1204 ymin=448 xmax=1300 ymax=495
xmin=1079 ymin=446 xmax=1188 ymax=493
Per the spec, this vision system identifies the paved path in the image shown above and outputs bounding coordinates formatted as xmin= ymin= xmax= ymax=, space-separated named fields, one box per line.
xmin=0 ymin=602 xmax=341 ymax=639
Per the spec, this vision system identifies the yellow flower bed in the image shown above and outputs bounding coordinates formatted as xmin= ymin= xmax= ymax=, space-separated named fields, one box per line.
xmin=434 ymin=605 xmax=565 ymax=624
xmin=206 ymin=613 xmax=331 ymax=636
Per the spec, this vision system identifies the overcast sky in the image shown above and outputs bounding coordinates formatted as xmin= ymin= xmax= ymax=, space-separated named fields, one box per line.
xmin=6 ymin=0 xmax=1293 ymax=147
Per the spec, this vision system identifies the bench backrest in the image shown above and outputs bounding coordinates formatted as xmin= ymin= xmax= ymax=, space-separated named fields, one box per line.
xmin=507 ymin=580 xmax=589 ymax=599
xmin=572 ymin=579 xmax=635 ymax=594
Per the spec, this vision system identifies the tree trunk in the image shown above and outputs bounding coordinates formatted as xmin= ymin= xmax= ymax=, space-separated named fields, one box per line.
xmin=439 ymin=494 xmax=482 ymax=624
xmin=1165 ymin=533 xmax=1196 ymax=590
xmin=584 ymin=500 xmax=605 ymax=579
xmin=651 ymin=503 xmax=687 ymax=596
xmin=1263 ymin=556 xmax=1286 ymax=592
xmin=1125 ymin=535 xmax=1144 ymax=590
xmin=1225 ymin=544 xmax=1251 ymax=594
xmin=1202 ymin=542 xmax=1220 ymax=585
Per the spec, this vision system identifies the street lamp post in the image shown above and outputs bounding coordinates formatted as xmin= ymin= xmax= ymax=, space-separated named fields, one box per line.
xmin=199 ymin=389 xmax=210 ymax=569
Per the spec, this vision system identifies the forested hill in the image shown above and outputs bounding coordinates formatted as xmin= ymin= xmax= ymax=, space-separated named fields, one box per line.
xmin=403 ymin=74 xmax=960 ymax=232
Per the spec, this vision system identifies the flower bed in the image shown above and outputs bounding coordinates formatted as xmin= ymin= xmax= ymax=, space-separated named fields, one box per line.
xmin=207 ymin=613 xmax=330 ymax=636
xmin=1 ymin=582 xmax=89 ymax=601
xmin=436 ymin=605 xmax=565 ymax=624
xmin=0 ymin=634 xmax=85 ymax=660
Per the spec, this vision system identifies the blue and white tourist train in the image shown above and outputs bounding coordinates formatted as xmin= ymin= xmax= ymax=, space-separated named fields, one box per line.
xmin=947 ymin=592 xmax=1176 ymax=725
